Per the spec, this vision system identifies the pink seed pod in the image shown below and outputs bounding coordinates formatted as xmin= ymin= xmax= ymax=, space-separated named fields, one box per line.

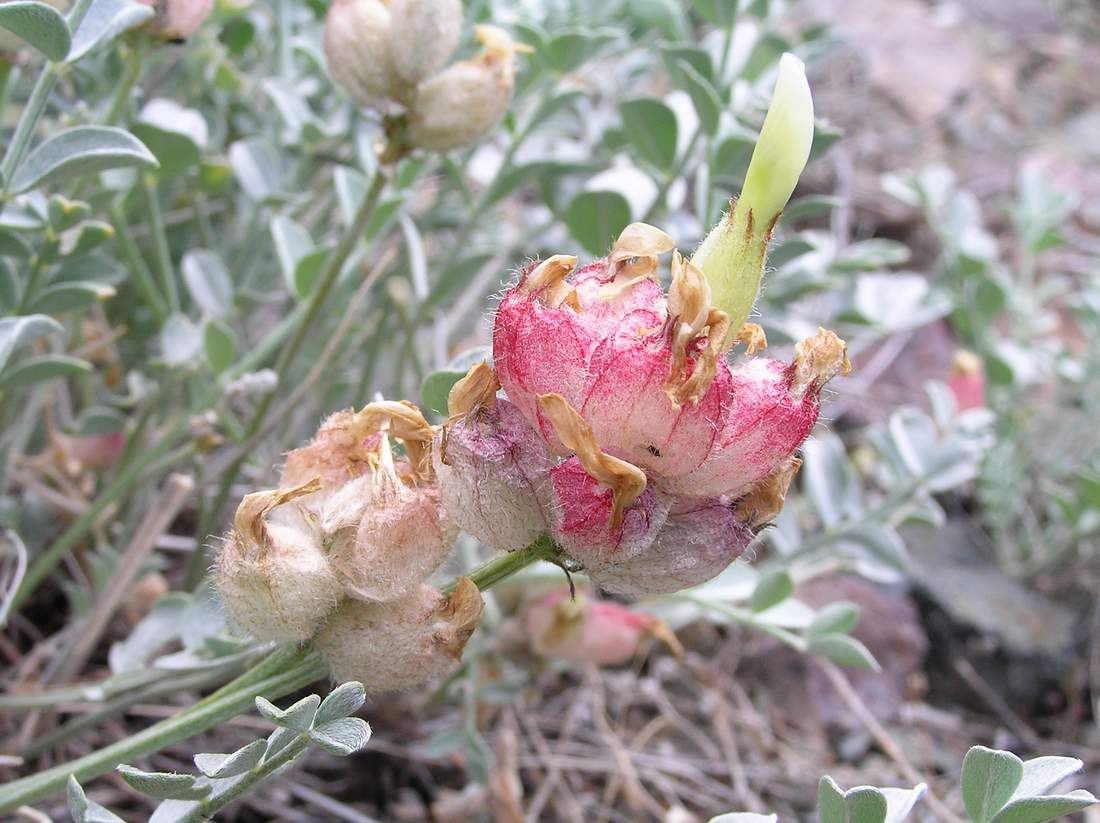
xmin=406 ymin=25 xmax=524 ymax=150
xmin=323 ymin=0 xmax=402 ymax=107
xmin=281 ymin=409 xmax=381 ymax=491
xmin=138 ymin=0 xmax=213 ymax=40
xmin=315 ymin=577 xmax=484 ymax=693
xmin=591 ymin=458 xmax=801 ymax=597
xmin=216 ymin=479 xmax=342 ymax=642
xmin=433 ymin=362 xmax=556 ymax=551
xmin=522 ymin=586 xmax=681 ymax=666
xmin=322 ymin=401 xmax=457 ymax=602
xmin=388 ymin=0 xmax=463 ymax=84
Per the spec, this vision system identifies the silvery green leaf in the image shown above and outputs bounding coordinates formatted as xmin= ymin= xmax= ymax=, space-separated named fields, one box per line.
xmin=1011 ymin=756 xmax=1083 ymax=801
xmin=882 ymin=784 xmax=926 ymax=822
xmin=203 ymin=318 xmax=237 ymax=375
xmin=802 ymin=433 xmax=863 ymax=527
xmin=194 ymin=739 xmax=267 ymax=778
xmin=68 ymin=776 xmax=126 ymax=823
xmin=0 ymin=1 xmax=71 ymax=61
xmin=315 ymin=682 xmax=366 ymax=725
xmin=991 ymin=791 xmax=1097 ymax=823
xmin=159 ymin=313 xmax=203 ymax=367
xmin=12 ymin=127 xmax=157 ymax=193
xmin=0 ymin=354 xmax=92 ymax=388
xmin=961 ymin=746 xmax=1025 ymax=823
xmin=265 ymin=724 xmax=300 ymax=759
xmin=818 ymin=776 xmax=848 ymax=823
xmin=30 ymin=281 xmax=115 ymax=314
xmin=819 ymin=777 xmax=892 ymax=823
xmin=333 ymin=166 xmax=367 ymax=225
xmin=420 ymin=369 xmax=466 ymax=419
xmin=844 ymin=787 xmax=890 ymax=823
xmin=181 ymin=249 xmax=233 ymax=317
xmin=675 ymin=58 xmax=721 ymax=136
xmin=117 ymin=765 xmax=211 ymax=800
xmin=0 ymin=314 xmax=63 ymax=373
xmin=808 ymin=634 xmax=880 ymax=671
xmin=808 ymin=601 xmax=861 ymax=638
xmin=229 ymin=138 xmax=285 ymax=202
xmin=750 ymin=569 xmax=793 ymax=612
xmin=270 ymin=214 xmax=314 ymax=298
xmin=255 ymin=693 xmax=319 ymax=731
xmin=132 ymin=99 xmax=208 ymax=177
xmin=308 ymin=717 xmax=372 ymax=756
xmin=67 ymin=0 xmax=152 ymax=61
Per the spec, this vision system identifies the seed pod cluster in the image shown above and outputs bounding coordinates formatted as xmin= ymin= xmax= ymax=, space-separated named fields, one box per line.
xmin=322 ymin=0 xmax=525 ymax=150
xmin=216 ymin=402 xmax=483 ymax=693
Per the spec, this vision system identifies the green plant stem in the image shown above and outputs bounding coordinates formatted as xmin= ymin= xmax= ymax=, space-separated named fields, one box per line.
xmin=103 ymin=42 xmax=144 ymax=124
xmin=643 ymin=128 xmax=702 ymax=223
xmin=14 ymin=234 xmax=57 ymax=312
xmin=140 ymin=173 xmax=180 ymax=312
xmin=0 ymin=67 xmax=57 ymax=188
xmin=176 ymin=734 xmax=310 ymax=823
xmin=0 ymin=649 xmax=326 ymax=814
xmin=446 ymin=535 xmax=562 ymax=594
xmin=110 ymin=203 xmax=169 ymax=322
xmin=186 ymin=169 xmax=388 ymax=585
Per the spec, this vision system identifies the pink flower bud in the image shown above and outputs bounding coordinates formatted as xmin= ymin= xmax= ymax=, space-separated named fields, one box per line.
xmin=948 ymin=349 xmax=985 ymax=411
xmin=406 ymin=25 xmax=523 ymax=150
xmin=216 ymin=479 xmax=342 ymax=642
xmin=57 ymin=431 xmax=125 ymax=471
xmin=315 ymin=577 xmax=484 ymax=693
xmin=321 ymin=402 xmax=457 ymax=602
xmin=388 ymin=0 xmax=462 ymax=84
xmin=433 ymin=363 xmax=555 ymax=550
xmin=494 ymin=226 xmax=849 ymax=502
xmin=138 ymin=0 xmax=213 ymax=40
xmin=521 ymin=586 xmax=681 ymax=666
xmin=323 ymin=0 xmax=402 ymax=107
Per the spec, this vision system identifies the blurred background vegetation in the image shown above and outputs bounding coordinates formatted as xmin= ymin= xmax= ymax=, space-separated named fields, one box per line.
xmin=0 ymin=0 xmax=1098 ymax=819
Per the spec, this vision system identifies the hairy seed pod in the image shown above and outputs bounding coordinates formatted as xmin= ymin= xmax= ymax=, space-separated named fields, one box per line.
xmin=388 ymin=0 xmax=462 ymax=83
xmin=216 ymin=480 xmax=342 ymax=642
xmin=323 ymin=0 xmax=402 ymax=107
xmin=407 ymin=25 xmax=522 ymax=150
xmin=320 ymin=401 xmax=456 ymax=602
xmin=280 ymin=409 xmax=379 ymax=491
xmin=433 ymin=363 xmax=555 ymax=551
xmin=315 ymin=578 xmax=484 ymax=693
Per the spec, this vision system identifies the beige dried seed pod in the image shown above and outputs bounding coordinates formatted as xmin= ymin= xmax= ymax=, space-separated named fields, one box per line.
xmin=315 ymin=578 xmax=484 ymax=693
xmin=216 ymin=480 xmax=342 ymax=642
xmin=323 ymin=0 xmax=403 ymax=107
xmin=388 ymin=0 xmax=463 ymax=83
xmin=407 ymin=25 xmax=524 ymax=150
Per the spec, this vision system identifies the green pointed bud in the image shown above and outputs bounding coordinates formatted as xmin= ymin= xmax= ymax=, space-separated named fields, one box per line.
xmin=691 ymin=53 xmax=814 ymax=331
